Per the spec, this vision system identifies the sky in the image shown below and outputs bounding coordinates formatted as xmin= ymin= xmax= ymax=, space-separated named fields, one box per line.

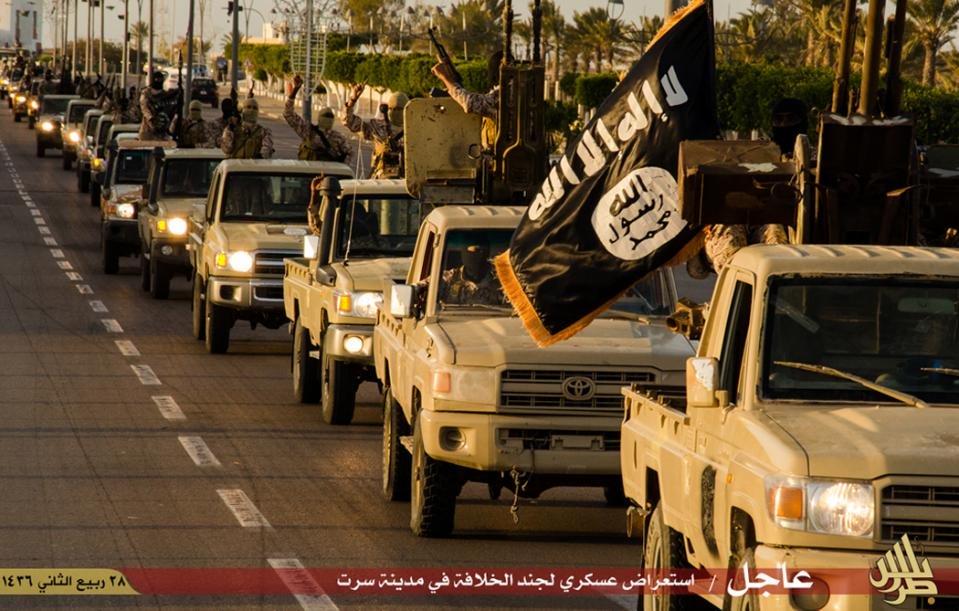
xmin=45 ymin=0 xmax=754 ymax=55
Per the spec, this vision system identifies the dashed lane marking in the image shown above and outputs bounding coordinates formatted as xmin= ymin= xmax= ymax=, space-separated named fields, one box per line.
xmin=76 ymin=284 xmax=93 ymax=295
xmin=38 ymin=226 xmax=50 ymax=235
xmin=33 ymin=217 xmax=45 ymax=225
xmin=56 ymin=261 xmax=73 ymax=271
xmin=178 ymin=436 xmax=222 ymax=468
xmin=50 ymin=248 xmax=64 ymax=258
xmin=43 ymin=237 xmax=57 ymax=246
xmin=152 ymin=396 xmax=185 ymax=420
xmin=114 ymin=340 xmax=140 ymax=356
xmin=217 ymin=489 xmax=272 ymax=528
xmin=268 ymin=558 xmax=339 ymax=611
xmin=101 ymin=319 xmax=123 ymax=333
xmin=89 ymin=300 xmax=108 ymax=313
xmin=131 ymin=364 xmax=161 ymax=385
xmin=65 ymin=271 xmax=82 ymax=281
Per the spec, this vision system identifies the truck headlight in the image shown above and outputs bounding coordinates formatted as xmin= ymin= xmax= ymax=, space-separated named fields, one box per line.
xmin=158 ymin=217 xmax=188 ymax=236
xmin=41 ymin=121 xmax=55 ymax=132
xmin=30 ymin=100 xmax=38 ymax=109
xmin=432 ymin=367 xmax=497 ymax=404
xmin=68 ymin=130 xmax=81 ymax=143
xmin=334 ymin=291 xmax=383 ymax=319
xmin=215 ymin=251 xmax=253 ymax=273
xmin=92 ymin=157 xmax=102 ymax=170
xmin=16 ymin=95 xmax=25 ymax=103
xmin=766 ymin=477 xmax=874 ymax=537
xmin=115 ymin=203 xmax=136 ymax=219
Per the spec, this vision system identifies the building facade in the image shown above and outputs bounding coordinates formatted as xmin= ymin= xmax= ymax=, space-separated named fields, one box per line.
xmin=0 ymin=0 xmax=44 ymax=53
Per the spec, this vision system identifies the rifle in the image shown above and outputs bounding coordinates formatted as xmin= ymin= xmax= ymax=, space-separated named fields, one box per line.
xmin=176 ymin=51 xmax=185 ymax=144
xmin=428 ymin=27 xmax=462 ymax=86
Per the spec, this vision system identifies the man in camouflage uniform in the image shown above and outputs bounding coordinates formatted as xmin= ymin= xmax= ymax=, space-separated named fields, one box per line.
xmin=139 ymin=71 xmax=177 ymax=140
xmin=439 ymin=244 xmax=504 ymax=306
xmin=170 ymin=100 xmax=212 ymax=148
xmin=220 ymin=98 xmax=274 ymax=159
xmin=432 ymin=51 xmax=504 ymax=149
xmin=285 ymin=74 xmax=352 ymax=165
xmin=341 ymin=83 xmax=408 ymax=178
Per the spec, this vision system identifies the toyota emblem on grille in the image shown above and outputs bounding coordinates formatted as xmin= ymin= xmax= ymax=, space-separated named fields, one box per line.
xmin=562 ymin=376 xmax=595 ymax=401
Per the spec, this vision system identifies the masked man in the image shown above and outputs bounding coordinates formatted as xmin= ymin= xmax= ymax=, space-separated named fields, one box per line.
xmin=171 ymin=100 xmax=212 ymax=148
xmin=341 ymin=83 xmax=408 ymax=178
xmin=284 ymin=74 xmax=352 ymax=165
xmin=221 ymin=97 xmax=274 ymax=159
xmin=139 ymin=71 xmax=177 ymax=140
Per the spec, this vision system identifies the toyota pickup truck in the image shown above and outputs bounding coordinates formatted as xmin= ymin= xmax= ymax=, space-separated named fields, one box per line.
xmin=61 ymin=99 xmax=96 ymax=170
xmin=138 ymin=147 xmax=224 ymax=298
xmin=283 ymin=178 xmax=425 ymax=424
xmin=373 ymin=204 xmax=694 ymax=537
xmin=75 ymin=108 xmax=104 ymax=192
xmin=188 ymin=159 xmax=353 ymax=354
xmin=35 ymin=94 xmax=79 ymax=158
xmin=622 ymin=244 xmax=959 ymax=610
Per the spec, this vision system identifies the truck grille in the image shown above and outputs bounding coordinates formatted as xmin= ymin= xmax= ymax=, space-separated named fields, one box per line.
xmin=500 ymin=369 xmax=655 ymax=413
xmin=253 ymin=251 xmax=297 ymax=276
xmin=879 ymin=484 xmax=959 ymax=546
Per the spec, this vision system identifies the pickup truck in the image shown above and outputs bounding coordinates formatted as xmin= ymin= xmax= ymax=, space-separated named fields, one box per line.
xmin=75 ymin=108 xmax=104 ymax=192
xmin=60 ymin=99 xmax=96 ymax=170
xmin=138 ymin=147 xmax=224 ymax=298
xmin=373 ymin=204 xmax=694 ymax=537
xmin=622 ymin=244 xmax=959 ymax=610
xmin=99 ymin=139 xmax=174 ymax=274
xmin=35 ymin=94 xmax=79 ymax=158
xmin=91 ymin=122 xmax=139 ymax=207
xmin=283 ymin=178 xmax=425 ymax=424
xmin=188 ymin=159 xmax=353 ymax=354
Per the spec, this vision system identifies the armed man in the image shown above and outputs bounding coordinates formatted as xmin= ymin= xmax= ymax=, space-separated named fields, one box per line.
xmin=139 ymin=71 xmax=178 ymax=140
xmin=221 ymin=97 xmax=274 ymax=159
xmin=170 ymin=100 xmax=212 ymax=148
xmin=341 ymin=83 xmax=408 ymax=178
xmin=285 ymin=74 xmax=352 ymax=165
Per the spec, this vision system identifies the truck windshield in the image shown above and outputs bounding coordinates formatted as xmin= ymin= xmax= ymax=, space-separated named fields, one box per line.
xmin=96 ymin=120 xmax=114 ymax=148
xmin=762 ymin=276 xmax=959 ymax=404
xmin=437 ymin=229 xmax=513 ymax=310
xmin=601 ymin=270 xmax=677 ymax=317
xmin=114 ymin=150 xmax=151 ymax=184
xmin=161 ymin=159 xmax=221 ymax=197
xmin=68 ymin=103 xmax=93 ymax=123
xmin=220 ymin=173 xmax=313 ymax=222
xmin=336 ymin=195 xmax=427 ymax=259
xmin=83 ymin=113 xmax=100 ymax=137
xmin=41 ymin=97 xmax=70 ymax=115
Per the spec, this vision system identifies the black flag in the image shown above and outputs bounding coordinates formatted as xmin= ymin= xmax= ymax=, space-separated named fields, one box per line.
xmin=495 ymin=0 xmax=719 ymax=347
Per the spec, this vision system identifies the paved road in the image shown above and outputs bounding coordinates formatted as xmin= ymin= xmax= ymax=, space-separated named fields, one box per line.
xmin=0 ymin=103 xmax=639 ymax=609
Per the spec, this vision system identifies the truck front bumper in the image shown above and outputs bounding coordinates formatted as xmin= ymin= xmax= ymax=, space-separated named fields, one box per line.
xmin=103 ymin=219 xmax=140 ymax=254
xmin=322 ymin=323 xmax=373 ymax=362
xmin=419 ymin=410 xmax=620 ymax=475
xmin=207 ymin=275 xmax=285 ymax=312
xmin=750 ymin=544 xmax=959 ymax=610
xmin=149 ymin=238 xmax=190 ymax=272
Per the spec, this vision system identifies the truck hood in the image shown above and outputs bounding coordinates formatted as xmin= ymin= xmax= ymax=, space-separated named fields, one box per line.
xmin=158 ymin=196 xmax=205 ymax=218
xmin=437 ymin=316 xmax=694 ymax=370
xmin=217 ymin=222 xmax=309 ymax=252
xmin=335 ymin=257 xmax=411 ymax=292
xmin=765 ymin=406 xmax=959 ymax=479
xmin=110 ymin=184 xmax=143 ymax=204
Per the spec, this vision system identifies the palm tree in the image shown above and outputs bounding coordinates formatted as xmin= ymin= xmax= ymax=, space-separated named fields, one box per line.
xmin=569 ymin=7 xmax=628 ymax=72
xmin=908 ymin=0 xmax=959 ymax=86
xmin=132 ymin=21 xmax=148 ymax=75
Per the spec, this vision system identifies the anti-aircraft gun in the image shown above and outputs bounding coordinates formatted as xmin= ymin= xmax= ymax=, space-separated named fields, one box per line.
xmin=403 ymin=0 xmax=548 ymax=206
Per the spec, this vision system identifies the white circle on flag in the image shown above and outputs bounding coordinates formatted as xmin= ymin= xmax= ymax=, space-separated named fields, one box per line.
xmin=590 ymin=167 xmax=687 ymax=261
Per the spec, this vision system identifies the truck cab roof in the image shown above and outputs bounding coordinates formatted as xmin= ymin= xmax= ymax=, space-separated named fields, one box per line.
xmin=217 ymin=159 xmax=353 ymax=178
xmin=422 ymin=205 xmax=526 ymax=232
xmin=728 ymin=244 xmax=959 ymax=280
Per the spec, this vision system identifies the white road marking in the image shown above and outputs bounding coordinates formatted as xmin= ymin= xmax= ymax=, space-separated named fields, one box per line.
xmin=130 ymin=364 xmax=161 ymax=385
xmin=33 ymin=217 xmax=45 ymax=225
xmin=101 ymin=319 xmax=123 ymax=333
xmin=24 ymin=201 xmax=36 ymax=208
xmin=76 ymin=284 xmax=93 ymax=295
xmin=217 ymin=489 xmax=272 ymax=528
xmin=178 ymin=436 xmax=222 ymax=467
xmin=268 ymin=558 xmax=338 ymax=611
xmin=38 ymin=226 xmax=51 ymax=235
xmin=43 ymin=237 xmax=57 ymax=246
xmin=152 ymin=395 xmax=185 ymax=420
xmin=50 ymin=248 xmax=65 ymax=258
xmin=114 ymin=340 xmax=140 ymax=356
xmin=88 ymin=300 xmax=108 ymax=313
xmin=29 ymin=209 xmax=40 ymax=217
xmin=66 ymin=272 xmax=83 ymax=281
xmin=57 ymin=261 xmax=73 ymax=270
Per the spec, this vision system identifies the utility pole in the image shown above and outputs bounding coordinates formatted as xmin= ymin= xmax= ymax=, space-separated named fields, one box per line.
xmin=303 ymin=0 xmax=313 ymax=123
xmin=99 ymin=0 xmax=105 ymax=75
xmin=230 ymin=0 xmax=239 ymax=91
xmin=186 ymin=0 xmax=195 ymax=111
xmin=72 ymin=0 xmax=78 ymax=78
xmin=86 ymin=0 xmax=93 ymax=76
xmin=148 ymin=0 xmax=154 ymax=81
xmin=122 ymin=0 xmax=129 ymax=90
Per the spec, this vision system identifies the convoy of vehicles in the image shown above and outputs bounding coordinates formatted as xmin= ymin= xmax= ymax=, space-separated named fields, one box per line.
xmin=187 ymin=159 xmax=352 ymax=353
xmin=60 ymin=99 xmax=96 ymax=169
xmin=75 ymin=108 xmax=104 ymax=191
xmin=283 ymin=179 xmax=425 ymax=423
xmin=35 ymin=94 xmax=79 ymax=158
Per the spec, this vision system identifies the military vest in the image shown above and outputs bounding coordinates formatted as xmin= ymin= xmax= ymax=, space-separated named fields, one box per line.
xmin=230 ymin=125 xmax=264 ymax=159
xmin=372 ymin=130 xmax=404 ymax=179
xmin=297 ymin=130 xmax=346 ymax=162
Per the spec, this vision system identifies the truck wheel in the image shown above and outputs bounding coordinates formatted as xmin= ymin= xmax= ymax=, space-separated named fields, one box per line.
xmin=149 ymin=258 xmax=171 ymax=299
xmin=90 ymin=182 xmax=100 ymax=207
xmin=191 ymin=276 xmax=206 ymax=341
xmin=78 ymin=170 xmax=90 ymax=193
xmin=382 ymin=387 xmax=411 ymax=501
xmin=27 ymin=116 xmax=34 ymax=129
xmin=641 ymin=503 xmax=705 ymax=610
xmin=320 ymin=355 xmax=357 ymax=425
xmin=62 ymin=153 xmax=72 ymax=170
xmin=410 ymin=418 xmax=457 ymax=537
xmin=727 ymin=548 xmax=760 ymax=611
xmin=292 ymin=317 xmax=320 ymax=403
xmin=36 ymin=142 xmax=44 ymax=157
xmin=13 ymin=112 xmax=20 ymax=122
xmin=204 ymin=291 xmax=231 ymax=354
xmin=139 ymin=254 xmax=151 ymax=291
xmin=101 ymin=239 xmax=119 ymax=275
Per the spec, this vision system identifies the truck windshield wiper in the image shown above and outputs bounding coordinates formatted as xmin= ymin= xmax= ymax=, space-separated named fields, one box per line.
xmin=440 ymin=302 xmax=515 ymax=314
xmin=774 ymin=360 xmax=929 ymax=408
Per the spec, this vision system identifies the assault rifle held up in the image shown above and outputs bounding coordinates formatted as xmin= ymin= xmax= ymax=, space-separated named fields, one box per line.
xmin=175 ymin=51 xmax=185 ymax=144
xmin=428 ymin=27 xmax=462 ymax=86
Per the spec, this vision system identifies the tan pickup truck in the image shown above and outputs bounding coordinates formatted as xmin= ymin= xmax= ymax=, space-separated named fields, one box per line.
xmin=283 ymin=178 xmax=425 ymax=424
xmin=373 ymin=204 xmax=694 ymax=537
xmin=188 ymin=159 xmax=352 ymax=353
xmin=622 ymin=244 xmax=959 ymax=610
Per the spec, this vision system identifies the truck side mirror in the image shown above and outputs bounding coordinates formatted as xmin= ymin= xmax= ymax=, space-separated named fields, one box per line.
xmin=687 ymin=356 xmax=722 ymax=408
xmin=389 ymin=284 xmax=415 ymax=318
xmin=303 ymin=235 xmax=320 ymax=260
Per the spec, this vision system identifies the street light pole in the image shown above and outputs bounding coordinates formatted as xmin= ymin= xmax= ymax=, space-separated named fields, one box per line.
xmin=148 ymin=0 xmax=154 ymax=81
xmin=122 ymin=0 xmax=129 ymax=90
xmin=186 ymin=0 xmax=194 ymax=111
xmin=72 ymin=0 xmax=78 ymax=77
xmin=98 ymin=0 xmax=105 ymax=75
xmin=303 ymin=0 xmax=313 ymax=124
xmin=86 ymin=0 xmax=93 ymax=77
xmin=230 ymin=0 xmax=239 ymax=91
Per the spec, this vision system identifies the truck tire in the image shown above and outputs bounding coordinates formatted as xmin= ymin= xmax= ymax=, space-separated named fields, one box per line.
xmin=410 ymin=418 xmax=457 ymax=537
xmin=726 ymin=548 xmax=760 ymax=611
xmin=191 ymin=276 xmax=206 ymax=341
xmin=204 ymin=291 xmax=231 ymax=353
xmin=320 ymin=355 xmax=357 ymax=425
xmin=382 ymin=387 xmax=411 ymax=501
xmin=292 ymin=317 xmax=320 ymax=403
xmin=90 ymin=182 xmax=100 ymax=207
xmin=102 ymin=239 xmax=119 ymax=275
xmin=27 ymin=116 xmax=34 ymax=129
xmin=149 ymin=258 xmax=171 ymax=299
xmin=13 ymin=112 xmax=20 ymax=122
xmin=36 ymin=142 xmax=44 ymax=157
xmin=62 ymin=153 xmax=72 ymax=170
xmin=641 ymin=503 xmax=707 ymax=610
xmin=78 ymin=170 xmax=90 ymax=193
xmin=139 ymin=253 xmax=151 ymax=291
